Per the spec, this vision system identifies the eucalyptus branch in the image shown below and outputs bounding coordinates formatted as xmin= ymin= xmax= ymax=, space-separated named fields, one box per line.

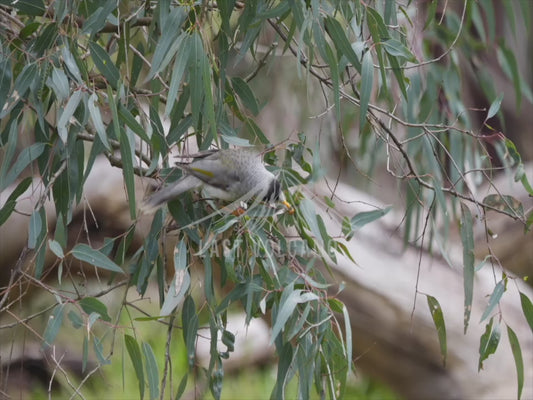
xmin=245 ymin=41 xmax=279 ymax=82
xmin=77 ymin=131 xmax=153 ymax=170
xmin=267 ymin=18 xmax=526 ymax=224
xmin=106 ymin=152 xmax=153 ymax=177
xmin=160 ymin=313 xmax=176 ymax=400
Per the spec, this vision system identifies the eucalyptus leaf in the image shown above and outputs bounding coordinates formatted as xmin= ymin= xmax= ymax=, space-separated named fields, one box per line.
xmin=70 ymin=243 xmax=124 ymax=273
xmin=89 ymin=41 xmax=120 ymax=88
xmin=48 ymin=239 xmax=64 ymax=259
xmin=478 ymin=318 xmax=500 ymax=371
xmin=427 ymin=295 xmax=447 ymax=366
xmin=88 ymin=93 xmax=111 ymax=150
xmin=42 ymin=304 xmax=65 ymax=349
xmin=79 ymin=297 xmax=112 ymax=322
xmin=350 ymin=206 xmax=392 ymax=231
xmin=360 ymin=50 xmax=373 ymax=133
xmin=57 ymin=89 xmax=83 ymax=142
xmin=142 ymin=342 xmax=159 ymax=400
xmin=519 ymin=292 xmax=533 ymax=332
xmin=487 ymin=93 xmax=504 ymax=120
xmin=506 ymin=325 xmax=524 ymax=399
xmin=125 ymin=335 xmax=145 ymax=399
xmin=460 ymin=203 xmax=475 ymax=333
xmin=480 ymin=279 xmax=506 ymax=322
xmin=2 ymin=143 xmax=45 ymax=191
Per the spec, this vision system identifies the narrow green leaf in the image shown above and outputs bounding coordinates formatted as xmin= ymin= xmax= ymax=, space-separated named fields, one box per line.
xmin=382 ymin=39 xmax=416 ymax=61
xmin=57 ymin=89 xmax=83 ymax=142
xmin=504 ymin=138 xmax=522 ymax=166
xmin=231 ymin=77 xmax=259 ymax=115
xmin=325 ymin=42 xmax=340 ymax=121
xmin=67 ymin=310 xmax=83 ymax=329
xmin=271 ymin=288 xmax=318 ymax=344
xmin=48 ymin=239 xmax=64 ymax=259
xmin=519 ymin=292 xmax=533 ymax=333
xmin=93 ymin=336 xmax=111 ymax=365
xmin=0 ymin=177 xmax=32 ymax=225
xmin=189 ymin=32 xmax=204 ymax=130
xmin=426 ymin=295 xmax=447 ymax=366
xmin=272 ymin=342 xmax=293 ymax=399
xmin=175 ymin=374 xmax=188 ymax=400
xmin=0 ymin=119 xmax=18 ymax=185
xmin=516 ymin=167 xmax=533 ymax=197
xmin=14 ymin=63 xmax=38 ymax=98
xmin=0 ymin=53 xmax=11 ymax=113
xmin=350 ymin=206 xmax=392 ymax=231
xmin=47 ymin=66 xmax=70 ymax=101
xmin=482 ymin=194 xmax=524 ymax=219
xmin=506 ymin=325 xmax=524 ymax=399
xmin=480 ymin=279 xmax=506 ymax=322
xmin=527 ymin=210 xmax=533 ymax=233
xmin=296 ymin=338 xmax=314 ymax=400
xmin=42 ymin=304 xmax=65 ymax=348
xmin=299 ymin=198 xmax=322 ymax=246
xmin=325 ymin=16 xmax=361 ymax=72
xmin=12 ymin=0 xmax=46 ymax=15
xmin=359 ymin=50 xmax=373 ymax=133
xmin=32 ymin=23 xmax=58 ymax=57
xmin=221 ymin=135 xmax=251 ymax=147
xmin=34 ymin=207 xmax=47 ymax=278
xmin=165 ymin=34 xmax=190 ymax=116
xmin=0 ymin=200 xmax=15 ymax=226
xmin=460 ymin=203 xmax=475 ymax=333
xmin=182 ymin=295 xmax=198 ymax=367
xmin=79 ymin=297 xmax=112 ymax=322
xmin=478 ymin=318 xmax=500 ymax=371
xmin=28 ymin=209 xmax=42 ymax=249
xmin=341 ymin=302 xmax=353 ymax=374
xmin=222 ymin=329 xmax=235 ymax=353
xmin=424 ymin=0 xmax=438 ymax=29
xmin=160 ymin=240 xmax=190 ymax=316
xmin=142 ymin=342 xmax=159 ymax=400
xmin=244 ymin=118 xmax=269 ymax=144
xmin=498 ymin=43 xmax=523 ymax=109
xmin=70 ymin=243 xmax=124 ymax=273
xmin=118 ymin=104 xmax=150 ymax=142
xmin=257 ymin=1 xmax=290 ymax=19
xmin=62 ymin=45 xmax=83 ymax=83
xmin=81 ymin=2 xmax=117 ymax=35
xmin=88 ymin=93 xmax=111 ymax=150
xmin=82 ymin=335 xmax=88 ymax=372
xmin=487 ymin=93 xmax=504 ymax=120
xmin=386 ymin=52 xmax=408 ymax=99
xmin=366 ymin=7 xmax=389 ymax=95
xmin=125 ymin=335 xmax=145 ymax=400
xmin=89 ymin=41 xmax=120 ymax=88
xmin=201 ymin=46 xmax=217 ymax=144
xmin=149 ymin=8 xmax=186 ymax=78
xmin=119 ymin=127 xmax=137 ymax=220
xmin=2 ymin=143 xmax=45 ymax=191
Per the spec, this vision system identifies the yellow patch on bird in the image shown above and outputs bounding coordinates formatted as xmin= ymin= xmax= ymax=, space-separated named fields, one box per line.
xmin=281 ymin=200 xmax=295 ymax=214
xmin=190 ymin=167 xmax=215 ymax=178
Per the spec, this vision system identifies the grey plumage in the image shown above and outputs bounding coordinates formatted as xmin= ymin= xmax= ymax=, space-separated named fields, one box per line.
xmin=142 ymin=148 xmax=281 ymax=212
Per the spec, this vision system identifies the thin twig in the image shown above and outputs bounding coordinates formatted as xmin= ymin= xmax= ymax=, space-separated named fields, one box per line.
xmin=267 ymin=17 xmax=527 ymax=224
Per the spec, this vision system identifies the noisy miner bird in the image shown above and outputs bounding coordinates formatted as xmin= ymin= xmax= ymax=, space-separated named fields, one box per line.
xmin=143 ymin=148 xmax=291 ymax=212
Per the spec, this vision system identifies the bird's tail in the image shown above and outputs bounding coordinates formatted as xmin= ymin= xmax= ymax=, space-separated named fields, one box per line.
xmin=141 ymin=175 xmax=199 ymax=213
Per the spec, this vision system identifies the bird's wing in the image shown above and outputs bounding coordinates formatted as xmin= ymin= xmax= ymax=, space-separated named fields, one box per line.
xmin=141 ymin=175 xmax=201 ymax=212
xmin=178 ymin=151 xmax=241 ymax=191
